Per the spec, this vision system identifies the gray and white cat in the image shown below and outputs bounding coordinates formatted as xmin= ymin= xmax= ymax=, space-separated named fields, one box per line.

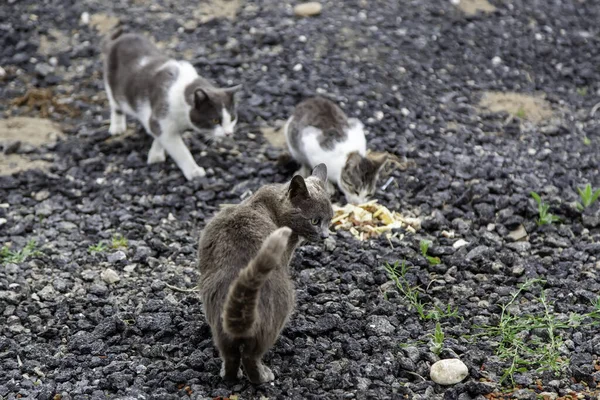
xmin=284 ymin=96 xmax=401 ymax=204
xmin=197 ymin=164 xmax=332 ymax=383
xmin=102 ymin=29 xmax=241 ymax=181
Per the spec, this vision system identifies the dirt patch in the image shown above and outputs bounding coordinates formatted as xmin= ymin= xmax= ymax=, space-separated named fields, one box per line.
xmin=0 ymin=154 xmax=51 ymax=176
xmin=38 ymin=28 xmax=71 ymax=55
xmin=260 ymin=123 xmax=287 ymax=148
xmin=478 ymin=92 xmax=554 ymax=124
xmin=90 ymin=13 xmax=120 ymax=35
xmin=0 ymin=117 xmax=63 ymax=147
xmin=456 ymin=0 xmax=496 ymax=16
xmin=193 ymin=0 xmax=242 ymax=23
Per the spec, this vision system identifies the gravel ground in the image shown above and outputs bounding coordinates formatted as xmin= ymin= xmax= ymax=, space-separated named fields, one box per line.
xmin=1 ymin=0 xmax=600 ymax=399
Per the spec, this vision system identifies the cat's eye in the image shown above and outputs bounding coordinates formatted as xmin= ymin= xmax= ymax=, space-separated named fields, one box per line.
xmin=310 ymin=218 xmax=321 ymax=225
xmin=211 ymin=118 xmax=220 ymax=124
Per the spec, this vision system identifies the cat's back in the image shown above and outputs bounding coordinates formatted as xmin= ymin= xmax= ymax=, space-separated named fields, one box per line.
xmin=197 ymin=196 xmax=277 ymax=275
xmin=292 ymin=97 xmax=349 ymax=133
xmin=106 ymin=33 xmax=165 ymax=68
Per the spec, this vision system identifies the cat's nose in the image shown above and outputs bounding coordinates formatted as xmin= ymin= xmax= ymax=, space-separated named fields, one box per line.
xmin=321 ymin=230 xmax=329 ymax=239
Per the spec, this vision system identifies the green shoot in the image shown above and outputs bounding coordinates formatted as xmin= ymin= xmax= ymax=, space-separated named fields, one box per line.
xmin=583 ymin=136 xmax=591 ymax=146
xmin=0 ymin=240 xmax=41 ymax=265
xmin=530 ymin=192 xmax=560 ymax=225
xmin=576 ymin=87 xmax=588 ymax=96
xmin=88 ymin=242 xmax=108 ymax=254
xmin=515 ymin=107 xmax=527 ymax=119
xmin=429 ymin=322 xmax=445 ymax=356
xmin=576 ymin=183 xmax=600 ymax=211
xmin=383 ymin=261 xmax=457 ymax=321
xmin=419 ymin=240 xmax=441 ymax=265
xmin=111 ymin=233 xmax=128 ymax=249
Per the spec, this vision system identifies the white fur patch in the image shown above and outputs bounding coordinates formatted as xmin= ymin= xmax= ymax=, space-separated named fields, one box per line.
xmin=297 ymin=122 xmax=367 ymax=185
xmin=214 ymin=107 xmax=237 ymax=137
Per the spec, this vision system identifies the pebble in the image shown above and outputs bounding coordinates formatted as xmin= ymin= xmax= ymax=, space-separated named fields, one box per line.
xmin=507 ymin=224 xmax=527 ymax=241
xmin=452 ymin=239 xmax=469 ymax=249
xmin=80 ymin=12 xmax=90 ymax=24
xmin=430 ymin=359 xmax=469 ymax=385
xmin=101 ymin=268 xmax=120 ymax=284
xmin=491 ymin=56 xmax=502 ymax=66
xmin=107 ymin=251 xmax=127 ymax=263
xmin=294 ymin=2 xmax=323 ymax=17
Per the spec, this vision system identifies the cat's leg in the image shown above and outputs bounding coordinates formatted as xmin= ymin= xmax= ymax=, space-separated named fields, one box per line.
xmin=147 ymin=139 xmax=166 ymax=164
xmin=157 ymin=125 xmax=205 ymax=180
xmin=241 ymin=338 xmax=275 ymax=384
xmin=106 ymin=82 xmax=126 ymax=135
xmin=216 ymin=337 xmax=243 ymax=380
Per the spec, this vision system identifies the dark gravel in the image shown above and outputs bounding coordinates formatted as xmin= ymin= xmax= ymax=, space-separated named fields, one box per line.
xmin=1 ymin=0 xmax=600 ymax=399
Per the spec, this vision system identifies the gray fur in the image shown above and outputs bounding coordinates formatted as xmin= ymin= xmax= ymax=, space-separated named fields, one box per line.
xmin=197 ymin=165 xmax=333 ymax=383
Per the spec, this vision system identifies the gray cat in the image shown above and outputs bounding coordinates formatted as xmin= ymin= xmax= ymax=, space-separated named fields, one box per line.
xmin=197 ymin=164 xmax=333 ymax=383
xmin=284 ymin=96 xmax=404 ymax=204
xmin=102 ymin=29 xmax=241 ymax=181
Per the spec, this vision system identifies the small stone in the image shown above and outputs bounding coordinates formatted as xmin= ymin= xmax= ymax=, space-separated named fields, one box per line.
xmin=38 ymin=285 xmax=56 ymax=301
xmin=107 ymin=250 xmax=127 ymax=263
xmin=101 ymin=268 xmax=120 ymax=284
xmin=367 ymin=316 xmax=395 ymax=335
xmin=80 ymin=12 xmax=90 ymax=24
xmin=507 ymin=224 xmax=527 ymax=241
xmin=453 ymin=239 xmax=469 ymax=249
xmin=430 ymin=359 xmax=469 ymax=385
xmin=0 ymin=66 xmax=6 ymax=78
xmin=512 ymin=265 xmax=525 ymax=276
xmin=537 ymin=393 xmax=557 ymax=400
xmin=183 ymin=20 xmax=198 ymax=31
xmin=401 ymin=108 xmax=410 ymax=116
xmin=324 ymin=237 xmax=336 ymax=251
xmin=293 ymin=63 xmax=303 ymax=71
xmin=294 ymin=2 xmax=323 ymax=17
xmin=374 ymin=111 xmax=384 ymax=121
xmin=491 ymin=56 xmax=502 ymax=66
xmin=34 ymin=62 xmax=54 ymax=77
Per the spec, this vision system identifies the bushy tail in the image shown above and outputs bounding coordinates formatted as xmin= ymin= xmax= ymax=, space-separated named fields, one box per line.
xmin=222 ymin=227 xmax=292 ymax=337
xmin=101 ymin=27 xmax=125 ymax=54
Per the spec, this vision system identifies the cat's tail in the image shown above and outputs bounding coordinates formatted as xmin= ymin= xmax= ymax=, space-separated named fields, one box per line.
xmin=101 ymin=27 xmax=125 ymax=54
xmin=222 ymin=227 xmax=292 ymax=338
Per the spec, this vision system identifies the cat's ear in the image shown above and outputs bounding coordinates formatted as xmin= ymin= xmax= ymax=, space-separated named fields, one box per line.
xmin=346 ymin=151 xmax=363 ymax=168
xmin=367 ymin=151 xmax=408 ymax=175
xmin=224 ymin=85 xmax=242 ymax=95
xmin=288 ymin=175 xmax=309 ymax=201
xmin=194 ymin=89 xmax=208 ymax=107
xmin=311 ymin=163 xmax=328 ymax=186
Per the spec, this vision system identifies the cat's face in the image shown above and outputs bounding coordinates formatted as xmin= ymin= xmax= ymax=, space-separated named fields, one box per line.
xmin=284 ymin=164 xmax=333 ymax=241
xmin=187 ymin=85 xmax=241 ymax=138
xmin=339 ymin=152 xmax=395 ymax=204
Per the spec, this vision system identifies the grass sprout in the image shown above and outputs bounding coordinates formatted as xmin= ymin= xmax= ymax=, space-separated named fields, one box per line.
xmin=576 ymin=183 xmax=600 ymax=211
xmin=88 ymin=242 xmax=108 ymax=254
xmin=419 ymin=240 xmax=441 ymax=265
xmin=0 ymin=240 xmax=41 ymax=265
xmin=111 ymin=233 xmax=128 ymax=249
xmin=530 ymin=192 xmax=560 ymax=225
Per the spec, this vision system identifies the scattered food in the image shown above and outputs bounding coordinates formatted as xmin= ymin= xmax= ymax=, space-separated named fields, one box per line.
xmin=294 ymin=2 xmax=323 ymax=17
xmin=331 ymin=200 xmax=420 ymax=241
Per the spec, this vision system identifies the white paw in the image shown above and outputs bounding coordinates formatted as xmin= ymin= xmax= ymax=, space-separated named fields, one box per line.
xmin=183 ymin=166 xmax=206 ymax=181
xmin=147 ymin=148 xmax=166 ymax=164
xmin=109 ymin=124 xmax=125 ymax=136
xmin=259 ymin=365 xmax=275 ymax=382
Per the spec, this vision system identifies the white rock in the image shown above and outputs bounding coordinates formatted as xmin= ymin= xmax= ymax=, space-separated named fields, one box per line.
xmin=101 ymin=268 xmax=120 ymax=284
xmin=298 ymin=35 xmax=307 ymax=42
xmin=0 ymin=218 xmax=6 ymax=226
xmin=294 ymin=2 xmax=323 ymax=17
xmin=430 ymin=359 xmax=469 ymax=385
xmin=491 ymin=56 xmax=502 ymax=66
xmin=293 ymin=63 xmax=303 ymax=72
xmin=0 ymin=66 xmax=6 ymax=78
xmin=374 ymin=111 xmax=384 ymax=121
xmin=80 ymin=12 xmax=90 ymax=25
xmin=452 ymin=239 xmax=469 ymax=249
xmin=401 ymin=108 xmax=410 ymax=116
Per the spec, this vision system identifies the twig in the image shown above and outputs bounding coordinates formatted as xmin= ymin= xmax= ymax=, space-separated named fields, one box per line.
xmin=164 ymin=283 xmax=200 ymax=293
xmin=591 ymin=102 xmax=600 ymax=117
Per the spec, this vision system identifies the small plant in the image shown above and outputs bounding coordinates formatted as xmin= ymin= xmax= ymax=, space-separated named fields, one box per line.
xmin=383 ymin=261 xmax=458 ymax=321
xmin=1 ymin=240 xmax=41 ymax=265
xmin=419 ymin=240 xmax=440 ymax=265
xmin=583 ymin=136 xmax=591 ymax=146
xmin=576 ymin=87 xmax=588 ymax=96
xmin=429 ymin=322 xmax=445 ymax=356
xmin=111 ymin=233 xmax=128 ymax=249
xmin=88 ymin=242 xmax=108 ymax=254
xmin=515 ymin=107 xmax=527 ymax=119
xmin=576 ymin=183 xmax=600 ymax=211
xmin=530 ymin=192 xmax=560 ymax=225
xmin=475 ymin=279 xmax=600 ymax=385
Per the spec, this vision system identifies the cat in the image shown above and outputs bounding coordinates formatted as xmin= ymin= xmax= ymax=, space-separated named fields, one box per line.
xmin=284 ymin=96 xmax=405 ymax=204
xmin=197 ymin=164 xmax=333 ymax=383
xmin=102 ymin=29 xmax=241 ymax=181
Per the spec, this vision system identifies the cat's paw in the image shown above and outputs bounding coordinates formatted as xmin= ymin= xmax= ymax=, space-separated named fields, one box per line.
xmin=258 ymin=365 xmax=275 ymax=383
xmin=147 ymin=147 xmax=166 ymax=164
xmin=109 ymin=123 xmax=126 ymax=136
xmin=183 ymin=166 xmax=206 ymax=181
xmin=220 ymin=364 xmax=243 ymax=380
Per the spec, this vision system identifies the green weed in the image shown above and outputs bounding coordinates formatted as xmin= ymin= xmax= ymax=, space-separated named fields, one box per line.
xmin=88 ymin=242 xmax=108 ymax=254
xmin=583 ymin=136 xmax=591 ymax=146
xmin=530 ymin=192 xmax=560 ymax=225
xmin=576 ymin=87 xmax=588 ymax=96
xmin=515 ymin=107 xmax=527 ymax=119
xmin=111 ymin=233 xmax=128 ymax=249
xmin=0 ymin=240 xmax=41 ymax=265
xmin=576 ymin=183 xmax=600 ymax=211
xmin=429 ymin=322 xmax=445 ymax=356
xmin=419 ymin=240 xmax=441 ymax=265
